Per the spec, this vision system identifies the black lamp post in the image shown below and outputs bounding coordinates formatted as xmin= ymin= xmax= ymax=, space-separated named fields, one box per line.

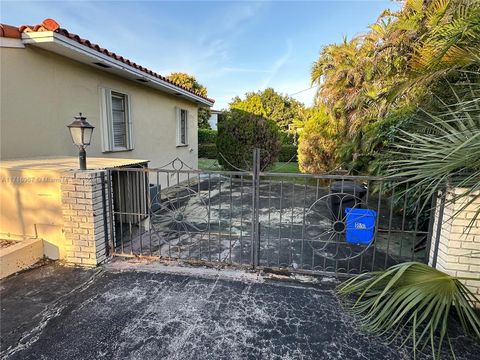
xmin=67 ymin=113 xmax=94 ymax=170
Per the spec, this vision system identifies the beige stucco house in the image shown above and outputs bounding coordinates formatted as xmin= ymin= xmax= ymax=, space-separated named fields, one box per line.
xmin=0 ymin=18 xmax=214 ymax=168
xmin=0 ymin=19 xmax=214 ymax=270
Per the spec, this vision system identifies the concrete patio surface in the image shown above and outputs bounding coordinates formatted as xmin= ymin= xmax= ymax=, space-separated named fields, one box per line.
xmin=1 ymin=260 xmax=479 ymax=360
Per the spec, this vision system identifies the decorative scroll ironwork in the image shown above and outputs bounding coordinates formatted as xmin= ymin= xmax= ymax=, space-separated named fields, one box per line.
xmin=108 ymin=151 xmax=436 ymax=275
xmin=305 ymin=193 xmax=373 ymax=261
xmin=146 ymin=184 xmax=210 ymax=257
xmin=155 ymin=157 xmax=195 ymax=171
xmin=151 ymin=185 xmax=209 ymax=234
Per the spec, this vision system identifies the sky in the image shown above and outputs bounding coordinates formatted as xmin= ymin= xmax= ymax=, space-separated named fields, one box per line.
xmin=1 ymin=0 xmax=399 ymax=109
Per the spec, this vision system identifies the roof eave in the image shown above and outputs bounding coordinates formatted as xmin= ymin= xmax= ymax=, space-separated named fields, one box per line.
xmin=21 ymin=31 xmax=214 ymax=107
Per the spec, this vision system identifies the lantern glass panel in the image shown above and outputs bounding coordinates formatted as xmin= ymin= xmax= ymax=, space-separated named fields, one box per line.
xmin=83 ymin=127 xmax=94 ymax=145
xmin=69 ymin=126 xmax=84 ymax=146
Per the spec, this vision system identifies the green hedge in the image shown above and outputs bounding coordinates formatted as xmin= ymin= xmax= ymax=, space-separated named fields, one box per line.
xmin=198 ymin=128 xmax=217 ymax=144
xmin=217 ymin=109 xmax=281 ymax=170
xmin=198 ymin=143 xmax=217 ymax=159
xmin=279 ymin=132 xmax=296 ymax=145
xmin=278 ymin=144 xmax=298 ymax=162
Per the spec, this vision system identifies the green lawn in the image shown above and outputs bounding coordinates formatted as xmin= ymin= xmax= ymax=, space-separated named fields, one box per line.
xmin=268 ymin=162 xmax=299 ymax=173
xmin=198 ymin=158 xmax=221 ymax=170
xmin=198 ymin=158 xmax=300 ymax=173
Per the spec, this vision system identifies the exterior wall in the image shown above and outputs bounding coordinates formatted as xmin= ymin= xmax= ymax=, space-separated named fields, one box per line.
xmin=0 ymin=45 xmax=199 ymax=170
xmin=429 ymin=188 xmax=480 ymax=307
xmin=0 ymin=167 xmax=65 ymax=259
xmin=0 ymin=165 xmax=112 ymax=265
xmin=61 ymin=170 xmax=110 ymax=266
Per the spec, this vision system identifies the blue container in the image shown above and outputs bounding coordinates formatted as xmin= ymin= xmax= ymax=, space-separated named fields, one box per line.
xmin=344 ymin=208 xmax=377 ymax=245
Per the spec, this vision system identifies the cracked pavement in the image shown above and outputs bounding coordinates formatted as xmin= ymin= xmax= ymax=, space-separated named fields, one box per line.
xmin=1 ymin=261 xmax=479 ymax=359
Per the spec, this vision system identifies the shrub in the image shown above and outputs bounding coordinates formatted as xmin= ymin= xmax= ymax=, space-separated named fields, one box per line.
xmin=198 ymin=143 xmax=217 ymax=159
xmin=216 ymin=109 xmax=281 ymax=171
xmin=298 ymin=106 xmax=340 ymax=173
xmin=278 ymin=144 xmax=297 ymax=162
xmin=279 ymin=131 xmax=296 ymax=145
xmin=198 ymin=128 xmax=217 ymax=144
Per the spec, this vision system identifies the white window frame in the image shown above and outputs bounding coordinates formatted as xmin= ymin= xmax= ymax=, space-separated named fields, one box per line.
xmin=100 ymin=88 xmax=134 ymax=152
xmin=176 ymin=107 xmax=189 ymax=147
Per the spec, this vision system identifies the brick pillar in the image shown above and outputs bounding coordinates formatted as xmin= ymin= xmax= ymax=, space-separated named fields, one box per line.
xmin=61 ymin=170 xmax=111 ymax=266
xmin=429 ymin=187 xmax=480 ymax=307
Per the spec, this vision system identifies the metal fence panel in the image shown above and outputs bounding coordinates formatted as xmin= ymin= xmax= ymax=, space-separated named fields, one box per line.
xmin=108 ymin=154 xmax=434 ymax=275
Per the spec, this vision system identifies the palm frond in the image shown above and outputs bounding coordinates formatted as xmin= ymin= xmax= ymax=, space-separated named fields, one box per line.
xmin=337 ymin=262 xmax=480 ymax=359
xmin=386 ymin=83 xmax=480 ymax=225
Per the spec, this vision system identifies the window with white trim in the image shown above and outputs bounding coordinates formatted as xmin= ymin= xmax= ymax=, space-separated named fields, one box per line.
xmin=176 ymin=108 xmax=188 ymax=146
xmin=101 ymin=89 xmax=133 ymax=152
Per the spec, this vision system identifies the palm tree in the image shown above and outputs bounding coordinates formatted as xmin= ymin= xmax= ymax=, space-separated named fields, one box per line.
xmin=381 ymin=0 xmax=480 ymax=100
xmin=311 ymin=37 xmax=379 ymax=134
xmin=309 ymin=0 xmax=480 ymax=173
xmin=386 ymin=79 xmax=480 ymax=223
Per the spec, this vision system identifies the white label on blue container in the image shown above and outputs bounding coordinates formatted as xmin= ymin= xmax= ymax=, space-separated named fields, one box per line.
xmin=355 ymin=222 xmax=367 ymax=230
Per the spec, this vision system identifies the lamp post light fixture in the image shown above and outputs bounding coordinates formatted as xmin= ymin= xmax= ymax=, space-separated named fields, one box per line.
xmin=67 ymin=113 xmax=94 ymax=170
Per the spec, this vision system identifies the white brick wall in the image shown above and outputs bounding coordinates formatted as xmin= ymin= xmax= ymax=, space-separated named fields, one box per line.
xmin=429 ymin=187 xmax=480 ymax=307
xmin=61 ymin=170 xmax=111 ymax=266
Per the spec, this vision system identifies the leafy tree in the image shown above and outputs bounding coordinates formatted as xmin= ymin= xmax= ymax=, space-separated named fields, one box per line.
xmin=311 ymin=37 xmax=376 ymax=131
xmin=309 ymin=0 xmax=480 ymax=174
xmin=381 ymin=0 xmax=480 ymax=97
xmin=166 ymin=72 xmax=208 ymax=96
xmin=216 ymin=109 xmax=281 ymax=171
xmin=230 ymin=88 xmax=304 ymax=133
xmin=166 ymin=72 xmax=211 ymax=129
xmin=297 ymin=107 xmax=341 ymax=173
xmin=336 ymin=104 xmax=417 ymax=174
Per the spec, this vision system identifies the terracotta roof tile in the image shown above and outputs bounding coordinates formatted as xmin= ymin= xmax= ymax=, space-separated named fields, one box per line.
xmin=42 ymin=18 xmax=60 ymax=31
xmin=1 ymin=18 xmax=214 ymax=104
xmin=0 ymin=24 xmax=21 ymax=39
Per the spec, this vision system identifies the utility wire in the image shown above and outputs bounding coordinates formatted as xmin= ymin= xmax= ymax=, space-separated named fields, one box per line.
xmin=288 ymin=84 xmax=318 ymax=97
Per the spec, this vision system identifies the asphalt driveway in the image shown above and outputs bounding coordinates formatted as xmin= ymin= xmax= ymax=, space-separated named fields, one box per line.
xmin=1 ymin=260 xmax=479 ymax=360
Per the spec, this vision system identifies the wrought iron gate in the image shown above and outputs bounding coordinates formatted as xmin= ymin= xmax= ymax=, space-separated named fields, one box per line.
xmin=108 ymin=150 xmax=436 ymax=276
